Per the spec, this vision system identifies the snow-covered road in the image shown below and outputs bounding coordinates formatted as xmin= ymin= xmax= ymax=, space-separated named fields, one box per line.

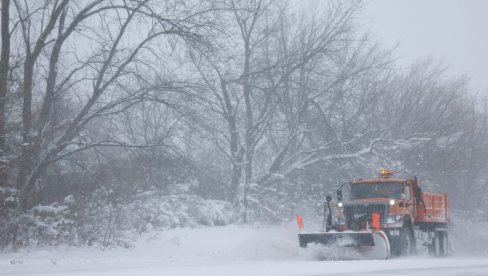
xmin=1 ymin=225 xmax=487 ymax=275
xmin=2 ymin=258 xmax=488 ymax=276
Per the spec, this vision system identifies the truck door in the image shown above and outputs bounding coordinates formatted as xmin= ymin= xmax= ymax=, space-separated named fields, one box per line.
xmin=405 ymin=182 xmax=415 ymax=222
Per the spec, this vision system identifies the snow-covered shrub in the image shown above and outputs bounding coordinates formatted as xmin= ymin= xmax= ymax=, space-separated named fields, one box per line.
xmin=128 ymin=193 xmax=236 ymax=230
xmin=77 ymin=185 xmax=237 ymax=248
xmin=12 ymin=195 xmax=78 ymax=248
xmin=0 ymin=187 xmax=19 ymax=249
xmin=1 ymin=180 xmax=236 ymax=250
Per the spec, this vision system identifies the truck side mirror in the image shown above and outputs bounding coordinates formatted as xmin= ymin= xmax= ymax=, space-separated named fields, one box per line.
xmin=324 ymin=194 xmax=333 ymax=232
xmin=337 ymin=190 xmax=343 ymax=201
xmin=326 ymin=195 xmax=332 ymax=202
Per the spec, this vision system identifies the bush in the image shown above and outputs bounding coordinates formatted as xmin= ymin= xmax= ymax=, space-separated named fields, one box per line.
xmin=11 ymin=195 xmax=78 ymax=249
xmin=78 ymin=188 xmax=237 ymax=248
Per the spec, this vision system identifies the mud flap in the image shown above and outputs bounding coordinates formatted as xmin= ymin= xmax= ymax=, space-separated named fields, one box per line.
xmin=298 ymin=232 xmax=375 ymax=248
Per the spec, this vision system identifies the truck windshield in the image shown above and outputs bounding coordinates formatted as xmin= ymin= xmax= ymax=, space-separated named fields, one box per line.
xmin=350 ymin=182 xmax=404 ymax=199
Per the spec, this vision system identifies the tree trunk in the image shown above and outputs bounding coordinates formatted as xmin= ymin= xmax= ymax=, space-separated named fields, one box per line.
xmin=16 ymin=58 xmax=35 ymax=195
xmin=0 ymin=0 xmax=9 ymax=187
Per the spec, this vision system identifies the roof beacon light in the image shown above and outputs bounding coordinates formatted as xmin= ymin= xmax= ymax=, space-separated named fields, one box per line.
xmin=380 ymin=169 xmax=393 ymax=178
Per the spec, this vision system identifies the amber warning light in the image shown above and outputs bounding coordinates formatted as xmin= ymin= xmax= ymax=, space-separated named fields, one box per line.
xmin=379 ymin=169 xmax=393 ymax=178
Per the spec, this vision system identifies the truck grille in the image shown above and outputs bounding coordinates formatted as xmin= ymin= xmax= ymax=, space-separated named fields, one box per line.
xmin=344 ymin=203 xmax=388 ymax=226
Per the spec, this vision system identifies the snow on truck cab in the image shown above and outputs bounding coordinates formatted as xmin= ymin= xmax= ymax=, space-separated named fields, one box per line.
xmin=297 ymin=169 xmax=451 ymax=259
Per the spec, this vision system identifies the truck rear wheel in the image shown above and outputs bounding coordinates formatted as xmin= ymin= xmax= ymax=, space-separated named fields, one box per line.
xmin=438 ymin=231 xmax=449 ymax=257
xmin=428 ymin=230 xmax=449 ymax=257
xmin=428 ymin=234 xmax=436 ymax=256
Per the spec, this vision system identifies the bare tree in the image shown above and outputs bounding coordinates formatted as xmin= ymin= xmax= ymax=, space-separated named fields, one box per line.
xmin=188 ymin=0 xmax=394 ymax=221
xmin=10 ymin=0 xmax=214 ymax=209
xmin=0 ymin=0 xmax=10 ymax=187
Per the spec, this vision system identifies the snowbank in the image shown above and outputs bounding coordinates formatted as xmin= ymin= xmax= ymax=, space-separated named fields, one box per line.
xmin=0 ymin=223 xmax=299 ymax=267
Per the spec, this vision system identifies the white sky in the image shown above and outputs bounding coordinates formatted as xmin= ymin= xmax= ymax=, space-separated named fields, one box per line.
xmin=363 ymin=0 xmax=488 ymax=93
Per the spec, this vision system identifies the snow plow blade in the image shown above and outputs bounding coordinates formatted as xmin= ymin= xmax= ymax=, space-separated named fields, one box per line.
xmin=298 ymin=232 xmax=375 ymax=248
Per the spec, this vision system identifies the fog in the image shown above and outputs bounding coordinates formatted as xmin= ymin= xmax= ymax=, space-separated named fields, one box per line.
xmin=365 ymin=0 xmax=488 ymax=93
xmin=0 ymin=0 xmax=486 ymax=269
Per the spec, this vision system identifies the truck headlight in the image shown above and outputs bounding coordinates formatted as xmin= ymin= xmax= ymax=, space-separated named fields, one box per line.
xmin=386 ymin=215 xmax=402 ymax=224
xmin=334 ymin=206 xmax=345 ymax=224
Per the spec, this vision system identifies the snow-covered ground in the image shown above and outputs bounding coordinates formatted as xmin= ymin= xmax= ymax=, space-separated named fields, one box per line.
xmin=1 ymin=224 xmax=488 ymax=276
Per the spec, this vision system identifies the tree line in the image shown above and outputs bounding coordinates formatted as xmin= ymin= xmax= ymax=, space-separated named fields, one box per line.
xmin=0 ymin=0 xmax=486 ymax=248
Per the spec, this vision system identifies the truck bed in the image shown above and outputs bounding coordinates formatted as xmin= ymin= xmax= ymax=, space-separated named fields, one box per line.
xmin=416 ymin=192 xmax=449 ymax=224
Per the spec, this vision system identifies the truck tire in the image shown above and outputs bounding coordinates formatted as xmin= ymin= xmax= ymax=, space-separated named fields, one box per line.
xmin=428 ymin=234 xmax=436 ymax=256
xmin=398 ymin=224 xmax=416 ymax=256
xmin=438 ymin=231 xmax=449 ymax=257
xmin=428 ymin=231 xmax=448 ymax=257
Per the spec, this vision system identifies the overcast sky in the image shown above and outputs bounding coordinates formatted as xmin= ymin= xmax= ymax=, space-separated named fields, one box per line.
xmin=363 ymin=0 xmax=488 ymax=93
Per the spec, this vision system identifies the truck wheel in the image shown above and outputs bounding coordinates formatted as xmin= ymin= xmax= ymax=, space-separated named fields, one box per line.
xmin=428 ymin=231 xmax=448 ymax=257
xmin=428 ymin=232 xmax=436 ymax=256
xmin=399 ymin=224 xmax=416 ymax=256
xmin=435 ymin=232 xmax=441 ymax=256
xmin=438 ymin=231 xmax=449 ymax=257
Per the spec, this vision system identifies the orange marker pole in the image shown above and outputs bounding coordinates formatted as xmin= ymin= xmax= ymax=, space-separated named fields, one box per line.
xmin=296 ymin=214 xmax=304 ymax=232
xmin=372 ymin=212 xmax=380 ymax=230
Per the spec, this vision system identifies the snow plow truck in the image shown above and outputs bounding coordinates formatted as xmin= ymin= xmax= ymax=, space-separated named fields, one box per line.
xmin=297 ymin=169 xmax=450 ymax=259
